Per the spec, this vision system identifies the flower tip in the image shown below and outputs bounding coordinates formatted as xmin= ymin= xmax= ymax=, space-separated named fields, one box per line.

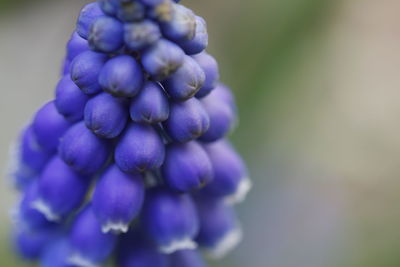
xmin=31 ymin=199 xmax=60 ymax=222
xmin=101 ymin=221 xmax=130 ymax=234
xmin=160 ymin=238 xmax=198 ymax=254
xmin=205 ymin=226 xmax=243 ymax=260
xmin=225 ymin=177 xmax=252 ymax=205
xmin=68 ymin=253 xmax=99 ymax=267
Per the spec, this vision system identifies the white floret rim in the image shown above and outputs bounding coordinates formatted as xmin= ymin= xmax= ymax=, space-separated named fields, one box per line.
xmin=205 ymin=226 xmax=243 ymax=260
xmin=225 ymin=177 xmax=252 ymax=205
xmin=68 ymin=253 xmax=99 ymax=267
xmin=31 ymin=199 xmax=60 ymax=222
xmin=160 ymin=237 xmax=198 ymax=254
xmin=101 ymin=221 xmax=129 ymax=234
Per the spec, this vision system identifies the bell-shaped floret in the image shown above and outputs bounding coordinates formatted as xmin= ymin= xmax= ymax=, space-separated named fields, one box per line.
xmin=162 ymin=141 xmax=213 ymax=192
xmin=59 ymin=122 xmax=112 ymax=174
xmin=92 ymin=165 xmax=145 ymax=234
xmin=115 ymin=123 xmax=165 ymax=173
xmin=84 ymin=92 xmax=129 ymax=138
xmin=141 ymin=187 xmax=199 ymax=253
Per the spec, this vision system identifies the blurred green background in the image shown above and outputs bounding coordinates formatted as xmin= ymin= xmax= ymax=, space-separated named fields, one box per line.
xmin=2 ymin=0 xmax=400 ymax=266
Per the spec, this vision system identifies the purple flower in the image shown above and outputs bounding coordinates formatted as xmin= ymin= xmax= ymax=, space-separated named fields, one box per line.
xmin=69 ymin=206 xmax=117 ymax=266
xmin=70 ymin=50 xmax=108 ymax=95
xmin=32 ymin=101 xmax=71 ymax=153
xmin=40 ymin=238 xmax=73 ymax=267
xmin=18 ymin=182 xmax=56 ymax=230
xmin=66 ymin=32 xmax=89 ymax=61
xmin=55 ymin=75 xmax=90 ymax=122
xmin=162 ymin=141 xmax=213 ymax=192
xmin=117 ymin=228 xmax=169 ymax=267
xmin=141 ymin=187 xmax=199 ymax=253
xmin=195 ymin=197 xmax=242 ymax=259
xmin=115 ymin=123 xmax=165 ymax=173
xmin=142 ymin=39 xmax=184 ymax=81
xmin=124 ymin=19 xmax=161 ymax=51
xmin=18 ymin=126 xmax=52 ymax=173
xmin=169 ymin=249 xmax=206 ymax=267
xmin=192 ymin=52 xmax=220 ymax=98
xmin=210 ymin=83 xmax=237 ymax=111
xmin=99 ymin=55 xmax=144 ymax=97
xmin=116 ymin=1 xmax=146 ymax=22
xmin=59 ymin=122 xmax=112 ymax=174
xmin=98 ymin=0 xmax=119 ymax=16
xmin=14 ymin=227 xmax=60 ymax=261
xmin=92 ymin=165 xmax=145 ymax=233
xmin=179 ymin=16 xmax=208 ymax=55
xmin=199 ymin=89 xmax=236 ymax=142
xmin=163 ymin=55 xmax=205 ymax=101
xmin=89 ymin=16 xmax=124 ymax=53
xmin=34 ymin=156 xmax=90 ymax=221
xmin=201 ymin=140 xmax=251 ymax=204
xmin=164 ymin=97 xmax=210 ymax=142
xmin=76 ymin=2 xmax=104 ymax=40
xmin=161 ymin=3 xmax=196 ymax=42
xmin=84 ymin=92 xmax=129 ymax=138
xmin=12 ymin=1 xmax=250 ymax=265
xmin=129 ymin=81 xmax=170 ymax=124
xmin=139 ymin=0 xmax=165 ymax=7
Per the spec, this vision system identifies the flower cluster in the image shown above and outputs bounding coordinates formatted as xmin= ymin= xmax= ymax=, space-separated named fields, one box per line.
xmin=9 ymin=0 xmax=251 ymax=266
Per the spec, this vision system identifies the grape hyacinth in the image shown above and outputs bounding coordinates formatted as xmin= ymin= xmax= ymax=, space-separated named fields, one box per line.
xmin=8 ymin=1 xmax=251 ymax=266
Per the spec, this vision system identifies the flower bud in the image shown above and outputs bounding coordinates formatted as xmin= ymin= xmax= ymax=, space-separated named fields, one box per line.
xmin=70 ymin=51 xmax=108 ymax=95
xmin=130 ymin=81 xmax=169 ymax=124
xmin=139 ymin=0 xmax=165 ymax=6
xmin=124 ymin=20 xmax=161 ymax=51
xmin=98 ymin=0 xmax=119 ymax=16
xmin=179 ymin=16 xmax=208 ymax=55
xmin=84 ymin=92 xmax=129 ymax=138
xmin=115 ymin=123 xmax=165 ymax=173
xmin=76 ymin=2 xmax=104 ymax=40
xmin=202 ymin=140 xmax=251 ymax=204
xmin=117 ymin=229 xmax=169 ymax=267
xmin=60 ymin=122 xmax=112 ymax=174
xmin=19 ymin=126 xmax=51 ymax=173
xmin=34 ymin=156 xmax=90 ymax=221
xmin=99 ymin=55 xmax=144 ymax=97
xmin=32 ymin=101 xmax=71 ymax=153
xmin=89 ymin=16 xmax=124 ymax=53
xmin=40 ymin=239 xmax=72 ymax=267
xmin=142 ymin=39 xmax=184 ymax=81
xmin=62 ymin=58 xmax=70 ymax=75
xmin=66 ymin=32 xmax=89 ymax=61
xmin=141 ymin=187 xmax=199 ymax=253
xmin=116 ymin=1 xmax=146 ymax=22
xmin=164 ymin=98 xmax=209 ymax=143
xmin=193 ymin=52 xmax=219 ymax=98
xmin=12 ymin=167 xmax=37 ymax=192
xmin=195 ymin=197 xmax=242 ymax=259
xmin=147 ymin=0 xmax=174 ymax=22
xmin=211 ymin=83 xmax=237 ymax=111
xmin=69 ymin=206 xmax=117 ymax=266
xmin=92 ymin=165 xmax=145 ymax=234
xmin=163 ymin=56 xmax=205 ymax=101
xmin=199 ymin=91 xmax=236 ymax=142
xmin=18 ymin=182 xmax=55 ymax=230
xmin=169 ymin=250 xmax=206 ymax=267
xmin=55 ymin=75 xmax=90 ymax=122
xmin=162 ymin=141 xmax=213 ymax=192
xmin=161 ymin=4 xmax=196 ymax=42
xmin=14 ymin=227 xmax=59 ymax=261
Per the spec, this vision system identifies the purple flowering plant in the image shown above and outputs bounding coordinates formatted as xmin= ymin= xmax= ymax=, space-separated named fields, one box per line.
xmin=9 ymin=0 xmax=252 ymax=266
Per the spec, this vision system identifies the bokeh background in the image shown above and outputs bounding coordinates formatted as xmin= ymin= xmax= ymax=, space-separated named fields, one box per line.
xmin=1 ymin=0 xmax=400 ymax=266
